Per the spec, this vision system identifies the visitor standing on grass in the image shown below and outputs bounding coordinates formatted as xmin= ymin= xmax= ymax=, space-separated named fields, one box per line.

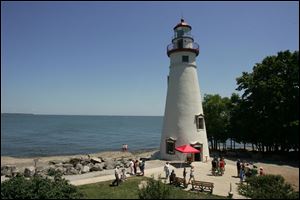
xmin=134 ymin=160 xmax=139 ymax=175
xmin=112 ymin=166 xmax=120 ymax=186
xmin=164 ymin=162 xmax=170 ymax=179
xmin=187 ymin=165 xmax=195 ymax=184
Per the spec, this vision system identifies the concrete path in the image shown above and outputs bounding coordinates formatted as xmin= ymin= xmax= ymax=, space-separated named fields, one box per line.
xmin=65 ymin=159 xmax=247 ymax=199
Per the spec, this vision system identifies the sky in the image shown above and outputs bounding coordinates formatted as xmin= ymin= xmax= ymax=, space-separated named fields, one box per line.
xmin=1 ymin=1 xmax=299 ymax=116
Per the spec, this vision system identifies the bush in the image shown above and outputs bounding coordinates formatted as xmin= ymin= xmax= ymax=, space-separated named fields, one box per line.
xmin=1 ymin=174 xmax=83 ymax=199
xmin=138 ymin=175 xmax=171 ymax=199
xmin=238 ymin=174 xmax=299 ymax=199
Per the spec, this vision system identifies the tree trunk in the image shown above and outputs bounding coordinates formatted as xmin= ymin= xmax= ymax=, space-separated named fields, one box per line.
xmin=230 ymin=138 xmax=233 ymax=149
xmin=243 ymin=143 xmax=246 ymax=150
xmin=233 ymin=141 xmax=235 ymax=150
xmin=252 ymin=143 xmax=254 ymax=151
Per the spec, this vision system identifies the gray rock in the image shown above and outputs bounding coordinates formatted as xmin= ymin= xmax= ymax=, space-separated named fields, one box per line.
xmin=62 ymin=163 xmax=74 ymax=169
xmin=91 ymin=157 xmax=102 ymax=164
xmin=1 ymin=165 xmax=17 ymax=177
xmin=69 ymin=157 xmax=82 ymax=166
xmin=80 ymin=158 xmax=91 ymax=165
xmin=24 ymin=166 xmax=35 ymax=177
xmin=65 ymin=167 xmax=79 ymax=175
xmin=49 ymin=160 xmax=64 ymax=165
xmin=75 ymin=163 xmax=83 ymax=171
xmin=82 ymin=166 xmax=90 ymax=173
xmin=104 ymin=159 xmax=116 ymax=170
xmin=90 ymin=163 xmax=103 ymax=172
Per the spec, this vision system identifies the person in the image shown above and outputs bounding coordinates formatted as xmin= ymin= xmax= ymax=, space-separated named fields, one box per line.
xmin=187 ymin=165 xmax=195 ymax=185
xmin=244 ymin=163 xmax=251 ymax=177
xmin=120 ymin=168 xmax=127 ymax=181
xmin=211 ymin=157 xmax=217 ymax=175
xmin=169 ymin=169 xmax=176 ymax=184
xmin=139 ymin=159 xmax=145 ymax=176
xmin=134 ymin=160 xmax=139 ymax=175
xmin=239 ymin=167 xmax=245 ymax=182
xmin=219 ymin=157 xmax=225 ymax=175
xmin=259 ymin=167 xmax=264 ymax=176
xmin=122 ymin=144 xmax=125 ymax=152
xmin=124 ymin=144 xmax=128 ymax=152
xmin=164 ymin=162 xmax=170 ymax=179
xmin=111 ymin=166 xmax=120 ymax=186
xmin=129 ymin=159 xmax=134 ymax=175
xmin=183 ymin=167 xmax=187 ymax=187
xmin=236 ymin=159 xmax=241 ymax=177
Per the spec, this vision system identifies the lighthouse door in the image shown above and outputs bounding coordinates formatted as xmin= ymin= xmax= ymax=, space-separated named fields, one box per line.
xmin=177 ymin=39 xmax=183 ymax=49
xmin=192 ymin=143 xmax=202 ymax=161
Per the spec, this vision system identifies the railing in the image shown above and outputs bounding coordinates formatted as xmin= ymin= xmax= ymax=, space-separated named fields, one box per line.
xmin=167 ymin=42 xmax=199 ymax=56
xmin=172 ymin=32 xmax=194 ymax=40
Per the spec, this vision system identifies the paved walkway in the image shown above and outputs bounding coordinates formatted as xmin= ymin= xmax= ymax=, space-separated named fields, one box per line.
xmin=65 ymin=159 xmax=247 ymax=199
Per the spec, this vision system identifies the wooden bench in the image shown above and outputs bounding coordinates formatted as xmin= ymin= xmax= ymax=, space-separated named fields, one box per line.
xmin=191 ymin=180 xmax=214 ymax=194
xmin=174 ymin=177 xmax=186 ymax=188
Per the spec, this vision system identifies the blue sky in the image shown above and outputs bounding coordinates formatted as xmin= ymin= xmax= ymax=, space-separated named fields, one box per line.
xmin=1 ymin=1 xmax=299 ymax=116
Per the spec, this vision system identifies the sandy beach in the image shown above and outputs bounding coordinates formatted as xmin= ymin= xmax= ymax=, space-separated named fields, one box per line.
xmin=1 ymin=149 xmax=299 ymax=198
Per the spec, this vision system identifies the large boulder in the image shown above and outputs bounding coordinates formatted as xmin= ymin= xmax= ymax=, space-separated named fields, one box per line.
xmin=1 ymin=165 xmax=17 ymax=177
xmin=69 ymin=157 xmax=82 ymax=166
xmin=103 ymin=159 xmax=116 ymax=170
xmin=82 ymin=166 xmax=90 ymax=173
xmin=65 ymin=167 xmax=79 ymax=175
xmin=24 ymin=166 xmax=35 ymax=177
xmin=91 ymin=157 xmax=102 ymax=164
xmin=75 ymin=163 xmax=83 ymax=171
xmin=90 ymin=163 xmax=104 ymax=172
xmin=62 ymin=163 xmax=74 ymax=169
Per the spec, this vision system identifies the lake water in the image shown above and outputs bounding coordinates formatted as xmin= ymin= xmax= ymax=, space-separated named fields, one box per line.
xmin=1 ymin=114 xmax=163 ymax=157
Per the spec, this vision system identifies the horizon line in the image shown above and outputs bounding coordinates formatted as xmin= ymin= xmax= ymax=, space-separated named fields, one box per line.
xmin=1 ymin=112 xmax=164 ymax=117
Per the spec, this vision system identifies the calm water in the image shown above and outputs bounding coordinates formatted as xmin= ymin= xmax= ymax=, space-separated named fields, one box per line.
xmin=1 ymin=114 xmax=163 ymax=157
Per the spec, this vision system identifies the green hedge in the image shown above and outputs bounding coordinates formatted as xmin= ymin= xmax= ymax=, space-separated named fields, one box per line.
xmin=238 ymin=174 xmax=298 ymax=199
xmin=1 ymin=174 xmax=83 ymax=199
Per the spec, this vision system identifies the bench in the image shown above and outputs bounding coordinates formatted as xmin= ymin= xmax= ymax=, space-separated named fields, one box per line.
xmin=174 ymin=177 xmax=186 ymax=188
xmin=191 ymin=180 xmax=214 ymax=194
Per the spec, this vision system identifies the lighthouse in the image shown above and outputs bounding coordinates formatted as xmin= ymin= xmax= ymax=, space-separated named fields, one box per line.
xmin=160 ymin=18 xmax=210 ymax=162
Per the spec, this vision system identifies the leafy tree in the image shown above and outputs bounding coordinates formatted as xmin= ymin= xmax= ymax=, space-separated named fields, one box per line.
xmin=238 ymin=174 xmax=298 ymax=199
xmin=138 ymin=175 xmax=171 ymax=199
xmin=1 ymin=174 xmax=83 ymax=199
xmin=203 ymin=94 xmax=231 ymax=150
xmin=235 ymin=50 xmax=299 ymax=151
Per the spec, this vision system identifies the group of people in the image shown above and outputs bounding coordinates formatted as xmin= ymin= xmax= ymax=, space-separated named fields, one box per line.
xmin=164 ymin=162 xmax=195 ymax=187
xmin=237 ymin=159 xmax=265 ymax=182
xmin=111 ymin=158 xmax=145 ymax=186
xmin=211 ymin=156 xmax=226 ymax=176
xmin=122 ymin=144 xmax=128 ymax=152
xmin=129 ymin=159 xmax=145 ymax=176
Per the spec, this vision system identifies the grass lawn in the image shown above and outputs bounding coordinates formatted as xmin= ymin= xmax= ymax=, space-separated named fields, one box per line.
xmin=77 ymin=176 xmax=227 ymax=199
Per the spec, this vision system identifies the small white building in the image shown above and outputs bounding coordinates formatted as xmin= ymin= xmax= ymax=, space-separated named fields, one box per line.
xmin=160 ymin=18 xmax=210 ymax=162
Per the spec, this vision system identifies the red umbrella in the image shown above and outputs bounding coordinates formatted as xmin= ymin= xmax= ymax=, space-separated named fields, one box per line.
xmin=175 ymin=144 xmax=201 ymax=153
xmin=175 ymin=144 xmax=200 ymax=167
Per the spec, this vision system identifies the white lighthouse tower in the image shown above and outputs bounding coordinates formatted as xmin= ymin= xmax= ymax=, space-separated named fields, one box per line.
xmin=160 ymin=18 xmax=210 ymax=162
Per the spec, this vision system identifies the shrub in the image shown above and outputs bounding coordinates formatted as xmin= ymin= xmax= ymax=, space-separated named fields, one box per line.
xmin=238 ymin=174 xmax=299 ymax=199
xmin=1 ymin=174 xmax=83 ymax=199
xmin=138 ymin=175 xmax=171 ymax=199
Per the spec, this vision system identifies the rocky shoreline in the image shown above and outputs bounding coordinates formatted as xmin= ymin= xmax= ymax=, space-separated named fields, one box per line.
xmin=1 ymin=149 xmax=159 ymax=179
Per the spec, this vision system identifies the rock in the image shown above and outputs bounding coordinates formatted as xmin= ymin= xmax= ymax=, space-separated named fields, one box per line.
xmin=91 ymin=157 xmax=102 ymax=164
xmin=49 ymin=160 xmax=64 ymax=165
xmin=69 ymin=157 xmax=82 ymax=166
xmin=65 ymin=167 xmax=79 ymax=175
xmin=62 ymin=163 xmax=74 ymax=169
xmin=82 ymin=166 xmax=90 ymax=173
xmin=24 ymin=166 xmax=35 ymax=177
xmin=104 ymin=159 xmax=116 ymax=170
xmin=1 ymin=165 xmax=17 ymax=177
xmin=75 ymin=163 xmax=83 ymax=171
xmin=90 ymin=163 xmax=103 ymax=172
xmin=80 ymin=158 xmax=91 ymax=165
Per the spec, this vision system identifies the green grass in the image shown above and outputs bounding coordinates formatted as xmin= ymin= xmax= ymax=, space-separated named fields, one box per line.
xmin=77 ymin=176 xmax=227 ymax=199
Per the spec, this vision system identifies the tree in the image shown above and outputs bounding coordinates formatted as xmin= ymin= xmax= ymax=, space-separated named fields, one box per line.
xmin=203 ymin=94 xmax=231 ymax=150
xmin=235 ymin=50 xmax=299 ymax=152
xmin=1 ymin=174 xmax=83 ymax=199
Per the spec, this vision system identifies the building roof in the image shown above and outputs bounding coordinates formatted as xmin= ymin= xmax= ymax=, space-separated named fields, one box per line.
xmin=173 ymin=18 xmax=192 ymax=30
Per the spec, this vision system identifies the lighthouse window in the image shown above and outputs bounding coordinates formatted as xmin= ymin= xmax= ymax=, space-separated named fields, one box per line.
xmin=166 ymin=139 xmax=176 ymax=155
xmin=182 ymin=56 xmax=189 ymax=62
xmin=195 ymin=114 xmax=204 ymax=130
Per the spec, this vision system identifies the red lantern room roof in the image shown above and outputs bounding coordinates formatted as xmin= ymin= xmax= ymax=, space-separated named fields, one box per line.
xmin=173 ymin=18 xmax=192 ymax=30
